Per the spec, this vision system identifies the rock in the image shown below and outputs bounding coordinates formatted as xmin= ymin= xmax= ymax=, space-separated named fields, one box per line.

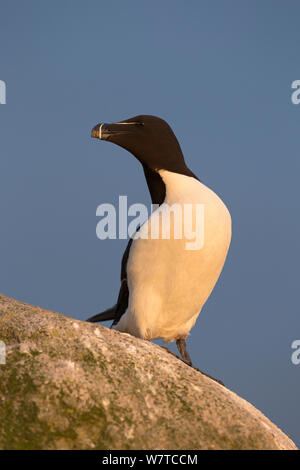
xmin=0 ymin=293 xmax=297 ymax=450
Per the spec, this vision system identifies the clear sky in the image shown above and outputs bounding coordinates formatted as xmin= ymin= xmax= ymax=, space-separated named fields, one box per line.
xmin=0 ymin=0 xmax=299 ymax=447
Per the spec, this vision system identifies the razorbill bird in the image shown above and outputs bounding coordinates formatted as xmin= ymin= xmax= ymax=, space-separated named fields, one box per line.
xmin=87 ymin=115 xmax=231 ymax=379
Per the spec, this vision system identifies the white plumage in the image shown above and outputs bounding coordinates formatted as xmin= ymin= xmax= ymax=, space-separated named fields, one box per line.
xmin=113 ymin=170 xmax=231 ymax=342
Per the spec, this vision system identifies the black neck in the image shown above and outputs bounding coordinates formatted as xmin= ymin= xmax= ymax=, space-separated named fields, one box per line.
xmin=142 ymin=164 xmax=199 ymax=206
xmin=142 ymin=165 xmax=166 ymax=206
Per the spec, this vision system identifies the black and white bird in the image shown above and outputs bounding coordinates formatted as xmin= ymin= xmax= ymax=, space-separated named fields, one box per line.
xmin=87 ymin=115 xmax=231 ymax=378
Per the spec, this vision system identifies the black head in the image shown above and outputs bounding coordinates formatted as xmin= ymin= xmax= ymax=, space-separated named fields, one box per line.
xmin=91 ymin=115 xmax=192 ymax=175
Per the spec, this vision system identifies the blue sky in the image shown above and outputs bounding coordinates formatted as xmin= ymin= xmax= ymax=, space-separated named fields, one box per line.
xmin=0 ymin=1 xmax=299 ymax=446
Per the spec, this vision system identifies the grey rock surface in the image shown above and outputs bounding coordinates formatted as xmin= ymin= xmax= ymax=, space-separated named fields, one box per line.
xmin=0 ymin=294 xmax=297 ymax=450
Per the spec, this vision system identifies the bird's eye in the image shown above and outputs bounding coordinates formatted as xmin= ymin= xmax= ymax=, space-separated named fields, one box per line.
xmin=127 ymin=121 xmax=144 ymax=127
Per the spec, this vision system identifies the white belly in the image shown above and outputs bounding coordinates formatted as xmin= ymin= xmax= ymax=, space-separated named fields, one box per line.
xmin=114 ymin=171 xmax=232 ymax=342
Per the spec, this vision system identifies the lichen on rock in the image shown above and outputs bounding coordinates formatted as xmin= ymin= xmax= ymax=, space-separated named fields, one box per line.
xmin=0 ymin=294 xmax=297 ymax=450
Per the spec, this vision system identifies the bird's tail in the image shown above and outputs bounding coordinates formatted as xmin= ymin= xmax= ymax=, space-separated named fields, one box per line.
xmin=86 ymin=305 xmax=116 ymax=323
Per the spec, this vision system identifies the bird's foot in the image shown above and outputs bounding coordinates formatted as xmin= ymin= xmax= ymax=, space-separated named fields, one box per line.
xmin=189 ymin=365 xmax=224 ymax=387
xmin=160 ymin=346 xmax=224 ymax=387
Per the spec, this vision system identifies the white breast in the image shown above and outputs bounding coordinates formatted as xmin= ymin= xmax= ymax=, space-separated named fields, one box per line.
xmin=114 ymin=170 xmax=232 ymax=343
